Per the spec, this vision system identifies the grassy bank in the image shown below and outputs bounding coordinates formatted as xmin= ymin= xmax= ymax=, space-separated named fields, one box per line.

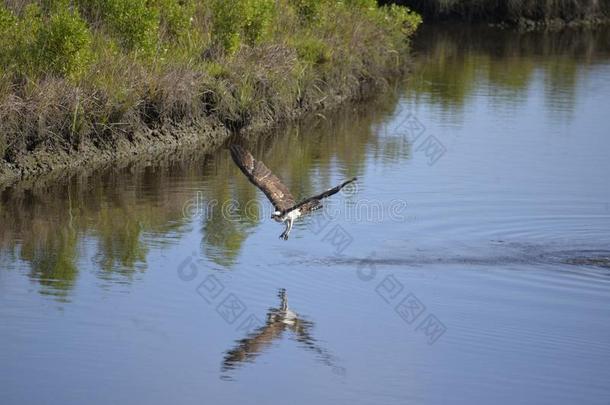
xmin=381 ymin=0 xmax=610 ymax=27
xmin=0 ymin=0 xmax=421 ymax=184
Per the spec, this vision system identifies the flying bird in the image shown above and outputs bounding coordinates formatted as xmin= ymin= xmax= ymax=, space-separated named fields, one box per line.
xmin=229 ymin=144 xmax=356 ymax=240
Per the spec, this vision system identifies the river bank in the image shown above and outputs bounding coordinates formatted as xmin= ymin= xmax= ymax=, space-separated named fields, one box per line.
xmin=0 ymin=0 xmax=420 ymax=187
xmin=381 ymin=0 xmax=610 ymax=29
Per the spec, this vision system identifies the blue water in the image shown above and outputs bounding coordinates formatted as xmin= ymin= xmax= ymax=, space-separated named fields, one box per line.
xmin=1 ymin=25 xmax=610 ymax=405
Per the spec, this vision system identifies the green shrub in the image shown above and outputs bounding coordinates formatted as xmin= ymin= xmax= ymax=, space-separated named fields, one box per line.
xmin=209 ymin=0 xmax=240 ymax=52
xmin=150 ymin=0 xmax=195 ymax=40
xmin=342 ymin=0 xmax=378 ymax=11
xmin=78 ymin=0 xmax=194 ymax=51
xmin=209 ymin=0 xmax=276 ymax=52
xmin=0 ymin=4 xmax=41 ymax=73
xmin=242 ymin=0 xmax=275 ymax=45
xmin=1 ymin=3 xmax=92 ymax=79
xmin=289 ymin=0 xmax=326 ymax=23
xmin=0 ymin=6 xmax=18 ymax=69
xmin=33 ymin=7 xmax=92 ymax=78
xmin=381 ymin=4 xmax=422 ymax=37
xmin=82 ymin=0 xmax=160 ymax=54
xmin=294 ymin=35 xmax=331 ymax=65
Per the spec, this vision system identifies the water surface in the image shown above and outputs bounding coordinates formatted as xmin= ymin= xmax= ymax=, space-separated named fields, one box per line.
xmin=1 ymin=25 xmax=610 ymax=405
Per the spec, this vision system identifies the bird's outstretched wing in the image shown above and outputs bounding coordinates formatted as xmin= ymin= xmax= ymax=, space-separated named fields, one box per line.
xmin=221 ymin=319 xmax=284 ymax=372
xmin=229 ymin=144 xmax=296 ymax=211
xmin=288 ymin=177 xmax=357 ymax=213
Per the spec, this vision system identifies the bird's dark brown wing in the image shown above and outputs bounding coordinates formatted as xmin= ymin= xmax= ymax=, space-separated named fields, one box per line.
xmin=289 ymin=177 xmax=357 ymax=213
xmin=221 ymin=318 xmax=285 ymax=372
xmin=229 ymin=144 xmax=296 ymax=211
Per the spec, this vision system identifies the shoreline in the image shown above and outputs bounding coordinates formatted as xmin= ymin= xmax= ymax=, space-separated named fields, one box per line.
xmin=0 ymin=117 xmax=229 ymax=188
xmin=0 ymin=76 xmax=389 ymax=190
xmin=380 ymin=0 xmax=610 ymax=29
xmin=492 ymin=16 xmax=610 ymax=30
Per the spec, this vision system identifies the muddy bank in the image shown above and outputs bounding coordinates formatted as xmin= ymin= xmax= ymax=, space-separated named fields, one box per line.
xmin=0 ymin=118 xmax=228 ymax=188
xmin=0 ymin=78 xmax=383 ymax=190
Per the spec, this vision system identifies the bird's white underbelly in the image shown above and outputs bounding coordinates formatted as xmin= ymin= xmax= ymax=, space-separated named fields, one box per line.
xmin=285 ymin=209 xmax=301 ymax=221
xmin=281 ymin=309 xmax=298 ymax=325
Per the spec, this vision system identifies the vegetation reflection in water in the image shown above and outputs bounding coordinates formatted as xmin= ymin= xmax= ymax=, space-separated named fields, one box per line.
xmin=0 ymin=92 xmax=400 ymax=302
xmin=1 ymin=25 xmax=607 ymax=302
xmin=408 ymin=24 xmax=610 ymax=118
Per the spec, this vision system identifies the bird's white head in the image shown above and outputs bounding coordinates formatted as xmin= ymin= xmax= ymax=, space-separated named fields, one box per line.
xmin=271 ymin=210 xmax=283 ymax=222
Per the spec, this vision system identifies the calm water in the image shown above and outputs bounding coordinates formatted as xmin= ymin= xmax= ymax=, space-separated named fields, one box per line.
xmin=2 ymin=25 xmax=610 ymax=404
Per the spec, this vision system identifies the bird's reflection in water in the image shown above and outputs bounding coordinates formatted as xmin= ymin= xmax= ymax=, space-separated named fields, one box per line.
xmin=221 ymin=289 xmax=344 ymax=379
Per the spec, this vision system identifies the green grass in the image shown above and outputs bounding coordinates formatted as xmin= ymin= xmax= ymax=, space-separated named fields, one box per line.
xmin=0 ymin=0 xmax=421 ymax=164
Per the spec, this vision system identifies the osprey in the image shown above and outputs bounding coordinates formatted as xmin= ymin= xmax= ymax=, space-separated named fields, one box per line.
xmin=229 ymin=144 xmax=356 ymax=240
